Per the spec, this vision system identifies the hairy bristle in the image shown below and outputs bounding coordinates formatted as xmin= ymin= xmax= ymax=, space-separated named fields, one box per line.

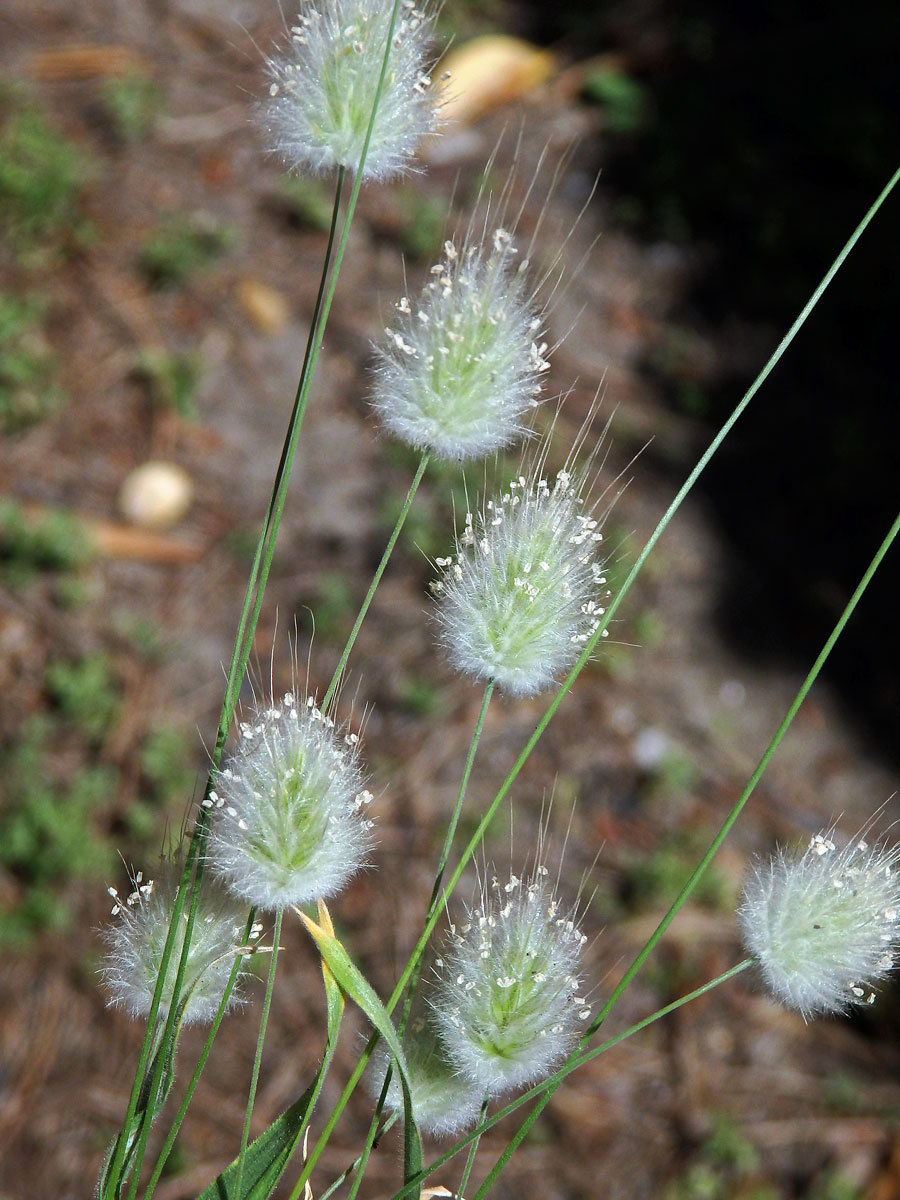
xmin=262 ymin=0 xmax=438 ymax=182
xmin=739 ymin=827 xmax=900 ymax=1019
xmin=206 ymin=693 xmax=374 ymax=911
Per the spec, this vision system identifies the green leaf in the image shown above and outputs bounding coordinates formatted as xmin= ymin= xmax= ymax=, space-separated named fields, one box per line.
xmin=298 ymin=905 xmax=423 ymax=1183
xmin=314 ymin=900 xmax=346 ymax=1054
xmin=196 ymin=1078 xmax=322 ymax=1200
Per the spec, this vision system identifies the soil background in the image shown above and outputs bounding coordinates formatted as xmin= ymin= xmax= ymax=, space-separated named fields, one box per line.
xmin=1 ymin=2 xmax=899 ymax=1198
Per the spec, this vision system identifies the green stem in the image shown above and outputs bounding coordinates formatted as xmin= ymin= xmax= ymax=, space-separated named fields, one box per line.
xmin=236 ymin=909 xmax=284 ymax=1197
xmin=281 ymin=164 xmax=900 ymax=1198
xmin=319 ymin=1115 xmax=399 ymax=1200
xmin=147 ymin=1 xmax=410 ymax=1190
xmin=143 ymin=912 xmax=258 ymax=1198
xmin=214 ymin=163 xmax=348 ymax=759
xmin=381 ymin=158 xmax=900 ymax=1028
xmin=195 ymin=8 xmax=412 ymax=1198
xmin=396 ymin=677 xmax=495 ymax=1037
xmin=107 ymin=0 xmax=420 ymax=1190
xmin=105 ymin=170 xmax=347 ymax=1200
xmin=322 ymin=450 xmax=430 ymax=711
xmin=457 ymin=1095 xmax=489 ymax=1200
xmin=345 ymin=1092 xmax=387 ymax=1200
xmin=345 ymin=680 xmax=495 ymax=1200
xmin=464 ymin=516 xmax=900 ymax=1200
xmin=103 ymin=850 xmax=195 ymax=1199
xmin=125 ymin=862 xmax=208 ymax=1200
xmin=122 ymin=164 xmax=344 ymax=1187
xmin=591 ymin=504 xmax=900 ymax=1039
xmin=388 ymin=960 xmax=755 ymax=1200
xmin=429 ymin=680 xmax=495 ymax=902
xmin=401 ymin=677 xmax=494 ymax=1027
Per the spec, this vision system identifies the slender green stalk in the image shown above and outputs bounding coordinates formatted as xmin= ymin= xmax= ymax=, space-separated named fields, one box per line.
xmin=429 ymin=681 xmax=495 ymax=900
xmin=344 ymin=681 xmax=495 ymax=1200
xmin=143 ymin=915 xmax=258 ymax=1198
xmin=106 ymin=3 xmax=410 ymax=1188
xmin=592 ymin=506 xmax=900 ymax=1037
xmin=401 ymin=677 xmax=495 ymax=1025
xmin=124 ymin=863 xmax=209 ymax=1200
xmin=282 ymin=166 xmax=900 ymax=1198
xmin=457 ymin=1096 xmax=489 ymax=1200
xmin=172 ymin=0 xmax=412 ymax=1066
xmin=319 ymin=1115 xmax=399 ymax=1200
xmin=236 ymin=909 xmax=284 ymax=1197
xmin=465 ymin=513 xmax=900 ymax=1200
xmin=121 ymin=171 xmax=346 ymax=1196
xmin=224 ymin=1 xmax=417 ymax=736
xmin=387 ymin=959 xmax=755 ymax=1200
xmin=383 ymin=159 xmax=900 ymax=1017
xmin=287 ymin=1010 xmax=377 ymax=1196
xmin=104 ymin=172 xmax=347 ymax=1200
xmin=346 ymin=1098 xmax=386 ymax=1200
xmin=396 ymin=677 xmax=495 ymax=1029
xmin=102 ymin=847 xmax=195 ymax=1199
xmin=236 ymin=11 xmax=422 ymax=1200
xmin=216 ymin=164 xmax=348 ymax=757
xmin=323 ymin=450 xmax=430 ymax=711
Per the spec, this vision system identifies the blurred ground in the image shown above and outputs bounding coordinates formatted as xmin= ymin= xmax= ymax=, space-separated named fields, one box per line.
xmin=1 ymin=2 xmax=899 ymax=1199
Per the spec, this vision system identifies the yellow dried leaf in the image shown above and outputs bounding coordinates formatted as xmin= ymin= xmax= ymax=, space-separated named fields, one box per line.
xmin=439 ymin=35 xmax=555 ymax=124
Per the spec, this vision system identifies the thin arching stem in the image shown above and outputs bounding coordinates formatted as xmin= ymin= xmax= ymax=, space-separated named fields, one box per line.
xmin=322 ymin=451 xmax=430 ymax=711
xmin=467 ymin=519 xmax=900 ymax=1199
xmin=283 ymin=164 xmax=900 ymax=1200
xmin=387 ymin=959 xmax=755 ymax=1200
xmin=345 ymin=681 xmax=495 ymax=1199
xmin=456 ymin=1095 xmax=489 ymax=1199
xmin=142 ymin=911 xmax=259 ymax=1198
xmin=235 ymin=909 xmax=284 ymax=1197
xmin=108 ymin=169 xmax=347 ymax=1200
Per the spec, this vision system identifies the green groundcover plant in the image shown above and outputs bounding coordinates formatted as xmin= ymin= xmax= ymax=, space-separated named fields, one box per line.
xmin=94 ymin=3 xmax=900 ymax=1198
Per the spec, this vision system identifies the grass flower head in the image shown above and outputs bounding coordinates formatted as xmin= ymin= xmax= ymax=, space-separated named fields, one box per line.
xmin=738 ymin=828 xmax=900 ymax=1019
xmin=433 ymin=452 xmax=608 ymax=696
xmin=431 ymin=867 xmax=591 ymax=1098
xmin=101 ymin=861 xmax=251 ymax=1025
xmin=369 ymin=1006 xmax=484 ymax=1137
xmin=372 ymin=228 xmax=550 ymax=461
xmin=263 ymin=0 xmax=437 ymax=182
xmin=206 ymin=693 xmax=374 ymax=911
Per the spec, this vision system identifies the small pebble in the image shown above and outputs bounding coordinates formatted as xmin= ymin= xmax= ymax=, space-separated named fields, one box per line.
xmin=118 ymin=461 xmax=193 ymax=529
xmin=235 ymin=280 xmax=289 ymax=335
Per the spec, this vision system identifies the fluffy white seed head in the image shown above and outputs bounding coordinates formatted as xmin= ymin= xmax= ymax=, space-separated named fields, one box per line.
xmin=262 ymin=0 xmax=437 ymax=182
xmin=738 ymin=828 xmax=900 ymax=1019
xmin=433 ymin=462 xmax=608 ymax=696
xmin=206 ymin=693 xmax=374 ymax=911
xmin=430 ymin=869 xmax=590 ymax=1097
xmin=371 ymin=228 xmax=550 ymax=461
xmin=368 ymin=1007 xmax=484 ymax=1137
xmin=100 ymin=861 xmax=250 ymax=1026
